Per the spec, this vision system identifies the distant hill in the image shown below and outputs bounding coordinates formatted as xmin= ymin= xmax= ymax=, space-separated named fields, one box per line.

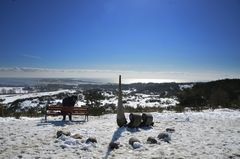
xmin=78 ymin=82 xmax=194 ymax=97
xmin=177 ymin=79 xmax=240 ymax=110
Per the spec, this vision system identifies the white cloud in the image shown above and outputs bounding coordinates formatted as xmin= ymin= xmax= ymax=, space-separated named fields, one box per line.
xmin=0 ymin=67 xmax=239 ymax=83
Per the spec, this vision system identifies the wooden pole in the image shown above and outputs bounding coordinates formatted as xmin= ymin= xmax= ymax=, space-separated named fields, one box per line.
xmin=116 ymin=75 xmax=127 ymax=127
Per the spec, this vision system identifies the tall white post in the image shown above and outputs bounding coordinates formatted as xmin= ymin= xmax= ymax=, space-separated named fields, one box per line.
xmin=117 ymin=75 xmax=127 ymax=127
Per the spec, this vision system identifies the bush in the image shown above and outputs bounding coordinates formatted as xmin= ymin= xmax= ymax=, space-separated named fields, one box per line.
xmin=88 ymin=106 xmax=105 ymax=116
xmin=83 ymin=89 xmax=105 ymax=107
xmin=0 ymin=105 xmax=4 ymax=117
xmin=14 ymin=112 xmax=21 ymax=119
xmin=173 ymin=105 xmax=185 ymax=113
xmin=124 ymin=105 xmax=164 ymax=113
xmin=177 ymin=79 xmax=240 ymax=110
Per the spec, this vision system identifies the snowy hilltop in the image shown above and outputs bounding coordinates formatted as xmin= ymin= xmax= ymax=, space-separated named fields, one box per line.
xmin=1 ymin=109 xmax=240 ymax=159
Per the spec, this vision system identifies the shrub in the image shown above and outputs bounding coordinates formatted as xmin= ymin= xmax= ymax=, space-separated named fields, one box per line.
xmin=14 ymin=112 xmax=21 ymax=119
xmin=177 ymin=79 xmax=240 ymax=110
xmin=88 ymin=106 xmax=105 ymax=116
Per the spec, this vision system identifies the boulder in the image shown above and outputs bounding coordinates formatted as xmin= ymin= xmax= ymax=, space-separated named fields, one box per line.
xmin=57 ymin=131 xmax=71 ymax=138
xmin=86 ymin=137 xmax=97 ymax=143
xmin=147 ymin=137 xmax=157 ymax=144
xmin=141 ymin=113 xmax=154 ymax=127
xmin=128 ymin=113 xmax=142 ymax=128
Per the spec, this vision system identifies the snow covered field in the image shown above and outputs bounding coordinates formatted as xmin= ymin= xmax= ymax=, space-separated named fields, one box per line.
xmin=0 ymin=90 xmax=179 ymax=111
xmin=1 ymin=109 xmax=240 ymax=159
xmin=0 ymin=87 xmax=28 ymax=94
xmin=0 ymin=90 xmax=75 ymax=104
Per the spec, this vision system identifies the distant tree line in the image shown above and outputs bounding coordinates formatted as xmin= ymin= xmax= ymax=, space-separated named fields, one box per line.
xmin=0 ymin=88 xmax=16 ymax=94
xmin=177 ymin=79 xmax=240 ymax=111
xmin=78 ymin=82 xmax=186 ymax=97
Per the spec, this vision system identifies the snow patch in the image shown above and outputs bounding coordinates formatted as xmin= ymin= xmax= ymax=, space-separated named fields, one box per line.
xmin=0 ymin=109 xmax=239 ymax=158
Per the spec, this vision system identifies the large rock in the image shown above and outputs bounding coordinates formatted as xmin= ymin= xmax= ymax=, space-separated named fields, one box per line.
xmin=57 ymin=131 xmax=71 ymax=138
xmin=141 ymin=113 xmax=154 ymax=127
xmin=128 ymin=113 xmax=142 ymax=128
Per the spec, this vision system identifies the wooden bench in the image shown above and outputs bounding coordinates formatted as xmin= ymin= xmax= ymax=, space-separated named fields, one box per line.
xmin=45 ymin=105 xmax=89 ymax=121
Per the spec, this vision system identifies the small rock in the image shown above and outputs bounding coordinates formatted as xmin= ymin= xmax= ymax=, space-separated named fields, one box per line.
xmin=132 ymin=142 xmax=142 ymax=149
xmin=129 ymin=137 xmax=140 ymax=146
xmin=109 ymin=142 xmax=120 ymax=150
xmin=71 ymin=134 xmax=83 ymax=139
xmin=166 ymin=128 xmax=175 ymax=133
xmin=234 ymin=154 xmax=240 ymax=157
xmin=57 ymin=131 xmax=71 ymax=138
xmin=86 ymin=137 xmax=97 ymax=143
xmin=158 ymin=132 xmax=171 ymax=143
xmin=147 ymin=137 xmax=157 ymax=144
xmin=60 ymin=144 xmax=68 ymax=149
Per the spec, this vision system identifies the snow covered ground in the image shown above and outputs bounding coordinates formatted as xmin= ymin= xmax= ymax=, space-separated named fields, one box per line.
xmin=0 ymin=89 xmax=179 ymax=111
xmin=179 ymin=84 xmax=194 ymax=91
xmin=101 ymin=92 xmax=179 ymax=108
xmin=0 ymin=87 xmax=28 ymax=94
xmin=1 ymin=109 xmax=240 ymax=159
xmin=0 ymin=89 xmax=75 ymax=104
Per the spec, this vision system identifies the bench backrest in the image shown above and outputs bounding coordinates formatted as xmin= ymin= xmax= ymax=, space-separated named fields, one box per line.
xmin=47 ymin=105 xmax=88 ymax=113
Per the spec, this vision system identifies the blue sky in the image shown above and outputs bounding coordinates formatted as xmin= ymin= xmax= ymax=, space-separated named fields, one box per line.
xmin=0 ymin=0 xmax=239 ymax=82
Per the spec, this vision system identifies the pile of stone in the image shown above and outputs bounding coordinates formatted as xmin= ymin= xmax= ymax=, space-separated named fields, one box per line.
xmin=56 ymin=130 xmax=97 ymax=148
xmin=127 ymin=127 xmax=176 ymax=149
xmin=56 ymin=127 xmax=175 ymax=151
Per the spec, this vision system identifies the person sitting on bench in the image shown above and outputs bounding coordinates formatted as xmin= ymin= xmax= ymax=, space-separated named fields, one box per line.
xmin=62 ymin=95 xmax=77 ymax=121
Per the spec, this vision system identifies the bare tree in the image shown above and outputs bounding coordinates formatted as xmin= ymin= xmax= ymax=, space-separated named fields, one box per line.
xmin=1 ymin=88 xmax=6 ymax=94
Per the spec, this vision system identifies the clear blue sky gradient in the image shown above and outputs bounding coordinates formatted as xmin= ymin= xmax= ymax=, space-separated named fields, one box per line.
xmin=0 ymin=0 xmax=240 ymax=78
